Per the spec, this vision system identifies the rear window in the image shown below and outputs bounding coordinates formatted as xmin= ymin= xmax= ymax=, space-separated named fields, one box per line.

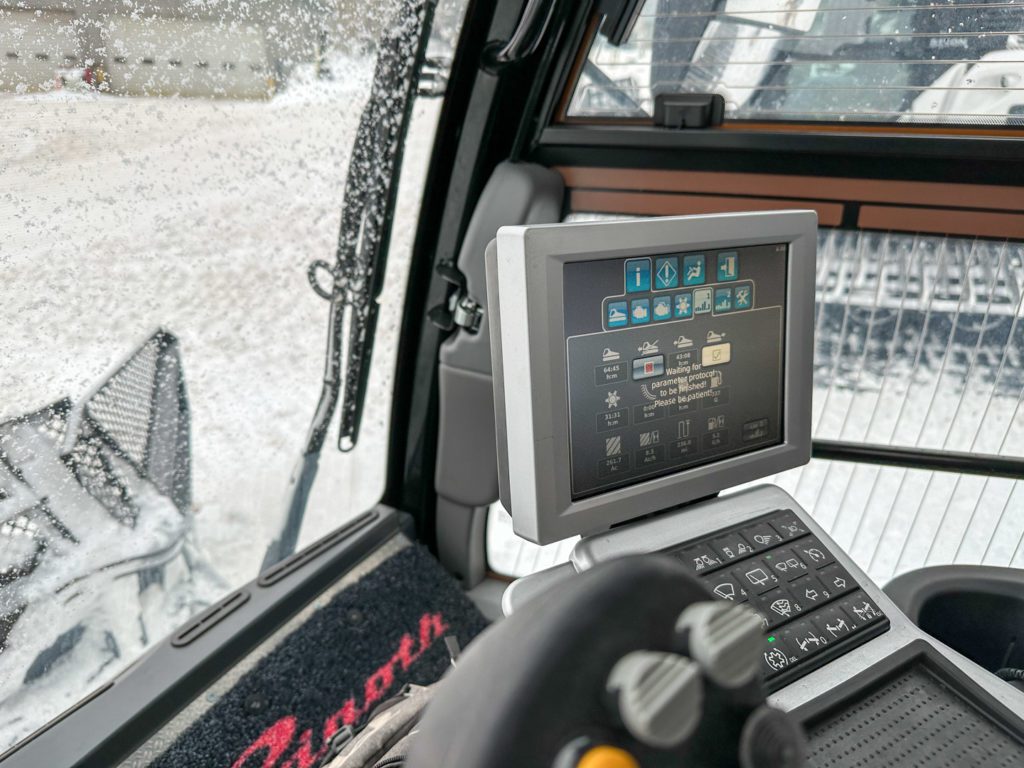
xmin=568 ymin=0 xmax=1024 ymax=126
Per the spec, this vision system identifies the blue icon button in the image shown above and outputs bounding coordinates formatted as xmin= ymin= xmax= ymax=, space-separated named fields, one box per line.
xmin=733 ymin=282 xmax=753 ymax=310
xmin=654 ymin=257 xmax=679 ymax=290
xmin=625 ymin=258 xmax=651 ymax=293
xmin=607 ymin=300 xmax=628 ymax=328
xmin=683 ymin=255 xmax=705 ymax=286
xmin=674 ymin=292 xmax=693 ymax=319
xmin=717 ymin=252 xmax=739 ymax=281
xmin=630 ymin=298 xmax=651 ymax=325
xmin=652 ymin=296 xmax=673 ymax=322
xmin=693 ymin=288 xmax=713 ymax=314
xmin=714 ymin=287 xmax=733 ymax=313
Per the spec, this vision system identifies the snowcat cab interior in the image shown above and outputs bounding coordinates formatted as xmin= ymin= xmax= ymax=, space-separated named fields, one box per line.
xmin=4 ymin=0 xmax=1024 ymax=766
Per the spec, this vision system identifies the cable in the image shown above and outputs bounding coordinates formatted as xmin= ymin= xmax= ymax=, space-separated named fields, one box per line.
xmin=995 ymin=667 xmax=1024 ymax=682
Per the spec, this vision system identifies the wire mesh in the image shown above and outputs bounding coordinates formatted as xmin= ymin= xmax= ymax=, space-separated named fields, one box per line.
xmin=63 ymin=330 xmax=192 ymax=524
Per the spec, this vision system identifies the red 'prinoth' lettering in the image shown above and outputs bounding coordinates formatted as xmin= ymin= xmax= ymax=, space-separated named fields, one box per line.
xmin=232 ymin=612 xmax=450 ymax=768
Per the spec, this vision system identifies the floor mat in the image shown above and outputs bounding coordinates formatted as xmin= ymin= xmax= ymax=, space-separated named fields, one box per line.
xmin=145 ymin=543 xmax=488 ymax=768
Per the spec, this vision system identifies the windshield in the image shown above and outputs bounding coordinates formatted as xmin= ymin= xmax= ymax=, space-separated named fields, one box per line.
xmin=0 ymin=0 xmax=465 ymax=749
xmin=568 ymin=0 xmax=1024 ymax=126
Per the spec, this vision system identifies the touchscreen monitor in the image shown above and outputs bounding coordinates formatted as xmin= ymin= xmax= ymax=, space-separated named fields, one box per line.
xmin=486 ymin=212 xmax=816 ymax=544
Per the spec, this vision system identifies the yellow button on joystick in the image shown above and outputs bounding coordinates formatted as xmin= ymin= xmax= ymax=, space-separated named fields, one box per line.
xmin=576 ymin=745 xmax=641 ymax=768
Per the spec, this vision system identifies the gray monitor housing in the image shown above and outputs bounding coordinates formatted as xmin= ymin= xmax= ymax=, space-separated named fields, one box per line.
xmin=486 ymin=212 xmax=817 ymax=544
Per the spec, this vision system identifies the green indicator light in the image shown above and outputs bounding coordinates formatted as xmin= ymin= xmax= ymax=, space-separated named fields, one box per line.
xmin=768 ymin=636 xmax=776 ymax=643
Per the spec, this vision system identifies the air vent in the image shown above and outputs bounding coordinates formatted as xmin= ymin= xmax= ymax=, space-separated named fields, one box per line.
xmin=171 ymin=589 xmax=250 ymax=648
xmin=257 ymin=510 xmax=379 ymax=587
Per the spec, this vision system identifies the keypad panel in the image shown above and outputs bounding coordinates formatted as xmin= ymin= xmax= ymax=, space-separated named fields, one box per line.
xmin=669 ymin=510 xmax=888 ymax=688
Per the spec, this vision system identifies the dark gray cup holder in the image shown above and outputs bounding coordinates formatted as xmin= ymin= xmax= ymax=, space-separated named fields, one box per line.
xmin=885 ymin=565 xmax=1024 ymax=673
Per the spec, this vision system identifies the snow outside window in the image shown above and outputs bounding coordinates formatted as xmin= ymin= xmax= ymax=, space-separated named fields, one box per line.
xmin=0 ymin=0 xmax=465 ymax=749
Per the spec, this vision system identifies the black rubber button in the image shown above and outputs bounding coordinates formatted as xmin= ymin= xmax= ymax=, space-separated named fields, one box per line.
xmin=782 ymin=619 xmax=830 ymax=659
xmin=760 ymin=635 xmax=793 ymax=677
xmin=789 ymin=574 xmax=830 ymax=608
xmin=702 ymin=570 xmax=749 ymax=603
xmin=818 ymin=563 xmax=856 ymax=597
xmin=732 ymin=559 xmax=781 ymax=595
xmin=709 ymin=532 xmax=758 ymax=563
xmin=743 ymin=523 xmax=784 ymax=552
xmin=764 ymin=547 xmax=810 ymax=582
xmin=677 ymin=544 xmax=724 ymax=575
xmin=752 ymin=586 xmax=805 ymax=629
xmin=812 ymin=604 xmax=857 ymax=641
xmin=769 ymin=512 xmax=809 ymax=540
xmin=792 ymin=538 xmax=835 ymax=569
xmin=839 ymin=592 xmax=885 ymax=627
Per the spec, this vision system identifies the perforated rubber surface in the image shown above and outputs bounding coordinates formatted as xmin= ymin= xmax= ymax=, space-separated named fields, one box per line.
xmin=806 ymin=665 xmax=1024 ymax=767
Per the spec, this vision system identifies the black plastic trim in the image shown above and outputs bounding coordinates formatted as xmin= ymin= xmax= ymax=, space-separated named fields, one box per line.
xmin=0 ymin=506 xmax=402 ymax=768
xmin=170 ymin=589 xmax=251 ymax=647
xmin=385 ymin=0 xmax=508 ymax=537
xmin=792 ymin=640 xmax=1024 ymax=745
xmin=258 ymin=510 xmax=379 ymax=586
xmin=812 ymin=440 xmax=1024 ymax=481
xmin=531 ymin=127 xmax=1024 ymax=185
xmin=385 ymin=0 xmax=580 ymax=541
xmin=539 ymin=125 xmax=1024 ymax=163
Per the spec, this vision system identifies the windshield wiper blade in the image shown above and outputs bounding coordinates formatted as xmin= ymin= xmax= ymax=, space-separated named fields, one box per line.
xmin=261 ymin=0 xmax=436 ymax=571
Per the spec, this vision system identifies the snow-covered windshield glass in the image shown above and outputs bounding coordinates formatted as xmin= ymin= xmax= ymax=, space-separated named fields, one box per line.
xmin=0 ymin=0 xmax=465 ymax=749
xmin=568 ymin=0 xmax=1024 ymax=126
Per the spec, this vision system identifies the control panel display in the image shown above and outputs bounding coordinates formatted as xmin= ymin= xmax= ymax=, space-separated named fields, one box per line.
xmin=564 ymin=243 xmax=787 ymax=499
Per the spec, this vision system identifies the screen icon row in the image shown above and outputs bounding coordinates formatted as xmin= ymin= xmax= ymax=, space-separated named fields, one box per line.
xmin=712 ymin=281 xmax=754 ymax=314
xmin=625 ymin=253 xmax=739 ymax=293
xmin=606 ymin=281 xmax=753 ymax=328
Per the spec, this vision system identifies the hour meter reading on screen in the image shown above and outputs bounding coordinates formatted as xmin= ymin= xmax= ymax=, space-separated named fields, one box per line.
xmin=486 ymin=212 xmax=817 ymax=544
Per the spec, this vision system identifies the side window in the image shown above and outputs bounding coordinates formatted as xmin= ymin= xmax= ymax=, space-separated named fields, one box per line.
xmin=567 ymin=0 xmax=1024 ymax=125
xmin=0 ymin=0 xmax=465 ymax=750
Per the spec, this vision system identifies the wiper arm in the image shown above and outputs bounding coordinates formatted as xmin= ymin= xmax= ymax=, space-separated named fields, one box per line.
xmin=261 ymin=0 xmax=436 ymax=570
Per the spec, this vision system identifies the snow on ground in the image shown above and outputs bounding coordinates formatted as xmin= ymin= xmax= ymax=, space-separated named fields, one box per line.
xmin=0 ymin=77 xmax=442 ymax=745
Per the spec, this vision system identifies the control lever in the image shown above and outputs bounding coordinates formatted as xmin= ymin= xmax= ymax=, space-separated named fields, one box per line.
xmin=606 ymin=651 xmax=704 ymax=749
xmin=675 ymin=602 xmax=763 ymax=690
xmin=406 ymin=555 xmax=807 ymax=768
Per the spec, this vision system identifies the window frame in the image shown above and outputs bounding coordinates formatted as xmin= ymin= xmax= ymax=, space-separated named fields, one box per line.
xmin=547 ymin=7 xmax=1024 ymax=140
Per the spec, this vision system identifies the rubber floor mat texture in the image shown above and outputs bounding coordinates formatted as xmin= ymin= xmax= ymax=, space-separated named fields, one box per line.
xmin=142 ymin=544 xmax=487 ymax=768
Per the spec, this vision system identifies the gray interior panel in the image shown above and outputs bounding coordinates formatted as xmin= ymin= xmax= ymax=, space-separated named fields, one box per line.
xmin=434 ymin=162 xmax=564 ymax=585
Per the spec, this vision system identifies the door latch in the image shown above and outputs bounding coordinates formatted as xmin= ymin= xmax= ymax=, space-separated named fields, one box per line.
xmin=428 ymin=260 xmax=483 ymax=334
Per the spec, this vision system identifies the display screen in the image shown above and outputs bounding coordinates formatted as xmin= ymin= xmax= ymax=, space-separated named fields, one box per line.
xmin=564 ymin=243 xmax=787 ymax=499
